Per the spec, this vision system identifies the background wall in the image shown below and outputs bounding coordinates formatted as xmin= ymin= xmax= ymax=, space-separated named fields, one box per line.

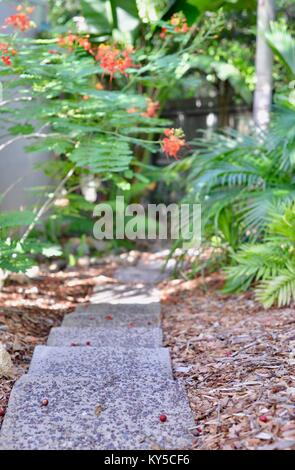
xmin=0 ymin=1 xmax=50 ymax=212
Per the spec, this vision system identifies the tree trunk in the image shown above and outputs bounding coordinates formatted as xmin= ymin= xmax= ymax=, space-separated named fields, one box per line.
xmin=253 ymin=0 xmax=275 ymax=130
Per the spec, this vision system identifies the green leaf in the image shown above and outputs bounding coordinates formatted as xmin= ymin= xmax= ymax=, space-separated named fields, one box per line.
xmin=8 ymin=124 xmax=35 ymax=135
xmin=136 ymin=0 xmax=172 ymax=22
xmin=266 ymin=23 xmax=295 ymax=77
xmin=0 ymin=211 xmax=35 ymax=229
xmin=41 ymin=245 xmax=62 ymax=257
xmin=69 ymin=136 xmax=133 ymax=173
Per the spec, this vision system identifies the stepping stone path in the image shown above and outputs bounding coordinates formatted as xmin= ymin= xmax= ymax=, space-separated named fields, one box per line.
xmin=0 ymin=257 xmax=194 ymax=449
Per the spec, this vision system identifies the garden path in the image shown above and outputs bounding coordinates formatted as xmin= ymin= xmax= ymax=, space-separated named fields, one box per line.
xmin=0 ymin=255 xmax=194 ymax=449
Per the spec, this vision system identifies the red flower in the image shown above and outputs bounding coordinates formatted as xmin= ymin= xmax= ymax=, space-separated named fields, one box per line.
xmin=16 ymin=5 xmax=34 ymax=14
xmin=170 ymin=13 xmax=190 ymax=34
xmin=160 ymin=27 xmax=167 ymax=39
xmin=0 ymin=43 xmax=9 ymax=53
xmin=0 ymin=42 xmax=17 ymax=66
xmin=141 ymin=98 xmax=160 ymax=118
xmin=95 ymin=44 xmax=135 ymax=81
xmin=1 ymin=55 xmax=12 ymax=66
xmin=95 ymin=82 xmax=104 ymax=90
xmin=78 ymin=37 xmax=93 ymax=54
xmin=161 ymin=128 xmax=186 ymax=159
xmin=58 ymin=34 xmax=95 ymax=55
xmin=58 ymin=33 xmax=77 ymax=49
xmin=160 ymin=13 xmax=190 ymax=38
xmin=5 ymin=13 xmax=31 ymax=32
xmin=164 ymin=128 xmax=174 ymax=137
xmin=127 ymin=107 xmax=139 ymax=114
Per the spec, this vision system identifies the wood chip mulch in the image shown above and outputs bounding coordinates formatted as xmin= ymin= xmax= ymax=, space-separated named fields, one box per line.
xmin=160 ymin=274 xmax=295 ymax=450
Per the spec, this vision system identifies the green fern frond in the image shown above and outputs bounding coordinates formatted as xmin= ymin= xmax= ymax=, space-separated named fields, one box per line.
xmin=256 ymin=264 xmax=295 ymax=308
xmin=224 ymin=243 xmax=289 ymax=293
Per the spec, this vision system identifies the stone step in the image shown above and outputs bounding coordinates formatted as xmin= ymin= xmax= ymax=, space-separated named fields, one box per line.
xmin=0 ymin=375 xmax=194 ymax=450
xmin=74 ymin=301 xmax=161 ymax=316
xmin=90 ymin=283 xmax=160 ymax=305
xmin=47 ymin=326 xmax=162 ymax=348
xmin=28 ymin=346 xmax=172 ymax=379
xmin=115 ymin=266 xmax=166 ymax=284
xmin=62 ymin=305 xmax=160 ymax=328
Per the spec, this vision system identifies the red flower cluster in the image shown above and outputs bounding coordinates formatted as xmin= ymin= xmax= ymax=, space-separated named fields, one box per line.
xmin=0 ymin=42 xmax=16 ymax=66
xmin=161 ymin=128 xmax=186 ymax=159
xmin=95 ymin=44 xmax=134 ymax=81
xmin=5 ymin=5 xmax=34 ymax=32
xmin=141 ymin=98 xmax=160 ymax=118
xmin=58 ymin=33 xmax=94 ymax=54
xmin=160 ymin=13 xmax=190 ymax=39
xmin=127 ymin=98 xmax=159 ymax=118
xmin=57 ymin=35 xmax=135 ymax=81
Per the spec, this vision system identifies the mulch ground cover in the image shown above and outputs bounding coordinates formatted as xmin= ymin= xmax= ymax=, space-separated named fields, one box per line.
xmin=160 ymin=274 xmax=295 ymax=450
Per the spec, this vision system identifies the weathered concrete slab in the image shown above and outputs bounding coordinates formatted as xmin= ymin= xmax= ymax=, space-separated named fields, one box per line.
xmin=0 ymin=375 xmax=194 ymax=450
xmin=62 ymin=305 xmax=160 ymax=328
xmin=74 ymin=301 xmax=160 ymax=315
xmin=115 ymin=266 xmax=166 ymax=284
xmin=47 ymin=326 xmax=163 ymax=348
xmin=90 ymin=283 xmax=160 ymax=305
xmin=114 ymin=254 xmax=176 ymax=284
xmin=28 ymin=346 xmax=172 ymax=379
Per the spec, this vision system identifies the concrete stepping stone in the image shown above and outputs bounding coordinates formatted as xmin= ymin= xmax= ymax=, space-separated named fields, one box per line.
xmin=115 ymin=266 xmax=166 ymax=284
xmin=47 ymin=326 xmax=162 ymax=348
xmin=62 ymin=305 xmax=160 ymax=328
xmin=90 ymin=283 xmax=160 ymax=305
xmin=28 ymin=346 xmax=172 ymax=379
xmin=0 ymin=375 xmax=194 ymax=450
xmin=75 ymin=301 xmax=160 ymax=315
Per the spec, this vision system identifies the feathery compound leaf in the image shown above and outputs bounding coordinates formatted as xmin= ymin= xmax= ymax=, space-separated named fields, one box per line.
xmin=256 ymin=265 xmax=295 ymax=308
xmin=69 ymin=137 xmax=133 ymax=173
xmin=0 ymin=211 xmax=35 ymax=229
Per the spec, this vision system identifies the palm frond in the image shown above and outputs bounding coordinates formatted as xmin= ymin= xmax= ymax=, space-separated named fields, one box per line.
xmin=266 ymin=23 xmax=295 ymax=77
xmin=256 ymin=264 xmax=295 ymax=308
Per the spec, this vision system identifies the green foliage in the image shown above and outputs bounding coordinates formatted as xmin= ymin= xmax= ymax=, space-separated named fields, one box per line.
xmin=0 ymin=236 xmax=62 ymax=273
xmin=225 ymin=202 xmax=295 ymax=308
xmin=266 ymin=22 xmax=295 ymax=77
xmin=0 ymin=209 xmax=62 ymax=272
xmin=1 ymin=2 xmax=218 ymax=272
xmin=0 ymin=211 xmax=35 ymax=229
xmin=169 ymin=21 xmax=295 ymax=308
xmin=179 ymin=124 xmax=295 ymax=246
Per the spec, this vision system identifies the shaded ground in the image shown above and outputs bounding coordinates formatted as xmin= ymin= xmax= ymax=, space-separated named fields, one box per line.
xmin=160 ymin=274 xmax=295 ymax=450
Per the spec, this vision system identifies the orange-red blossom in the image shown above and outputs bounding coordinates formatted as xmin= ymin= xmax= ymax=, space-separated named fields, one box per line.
xmin=57 ymin=33 xmax=94 ymax=55
xmin=5 ymin=5 xmax=34 ymax=32
xmin=160 ymin=13 xmax=190 ymax=38
xmin=57 ymin=37 xmax=135 ymax=81
xmin=95 ymin=44 xmax=134 ymax=81
xmin=162 ymin=128 xmax=186 ymax=159
xmin=141 ymin=98 xmax=160 ymax=118
xmin=127 ymin=98 xmax=160 ymax=118
xmin=0 ymin=42 xmax=17 ymax=66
